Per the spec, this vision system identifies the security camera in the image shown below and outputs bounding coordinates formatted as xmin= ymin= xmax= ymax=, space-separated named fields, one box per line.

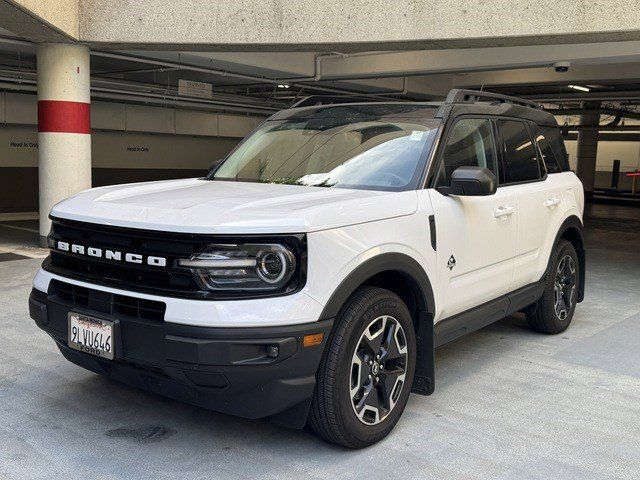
xmin=552 ymin=61 xmax=571 ymax=73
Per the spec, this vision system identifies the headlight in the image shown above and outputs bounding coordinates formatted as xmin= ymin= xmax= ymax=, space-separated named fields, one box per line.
xmin=178 ymin=243 xmax=297 ymax=291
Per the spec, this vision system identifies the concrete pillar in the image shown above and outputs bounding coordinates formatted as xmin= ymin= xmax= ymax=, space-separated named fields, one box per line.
xmin=37 ymin=43 xmax=91 ymax=245
xmin=576 ymin=101 xmax=600 ymax=199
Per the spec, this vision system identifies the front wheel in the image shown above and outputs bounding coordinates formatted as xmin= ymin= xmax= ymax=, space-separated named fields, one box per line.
xmin=525 ymin=240 xmax=579 ymax=334
xmin=308 ymin=287 xmax=416 ymax=448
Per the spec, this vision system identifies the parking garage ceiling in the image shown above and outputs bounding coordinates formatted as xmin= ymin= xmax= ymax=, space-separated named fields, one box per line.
xmin=2 ymin=18 xmax=640 ymax=120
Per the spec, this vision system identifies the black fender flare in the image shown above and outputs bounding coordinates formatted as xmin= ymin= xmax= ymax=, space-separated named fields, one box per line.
xmin=319 ymin=252 xmax=436 ymax=395
xmin=551 ymin=215 xmax=586 ymax=302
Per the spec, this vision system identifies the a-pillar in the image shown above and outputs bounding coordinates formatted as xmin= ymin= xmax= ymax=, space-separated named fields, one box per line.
xmin=576 ymin=100 xmax=600 ymax=199
xmin=37 ymin=43 xmax=91 ymax=246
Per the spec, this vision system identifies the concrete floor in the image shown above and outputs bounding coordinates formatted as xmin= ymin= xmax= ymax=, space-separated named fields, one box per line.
xmin=1 ymin=204 xmax=639 ymax=480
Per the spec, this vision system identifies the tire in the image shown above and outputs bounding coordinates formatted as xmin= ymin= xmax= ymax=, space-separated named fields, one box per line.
xmin=525 ymin=240 xmax=579 ymax=334
xmin=308 ymin=286 xmax=416 ymax=448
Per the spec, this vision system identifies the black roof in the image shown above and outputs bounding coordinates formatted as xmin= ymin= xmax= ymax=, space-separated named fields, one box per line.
xmin=269 ymin=89 xmax=559 ymax=128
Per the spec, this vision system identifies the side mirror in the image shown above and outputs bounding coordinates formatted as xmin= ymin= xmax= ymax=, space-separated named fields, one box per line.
xmin=437 ymin=166 xmax=497 ymax=196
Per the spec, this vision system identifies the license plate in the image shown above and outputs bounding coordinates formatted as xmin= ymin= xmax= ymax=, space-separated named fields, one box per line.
xmin=68 ymin=312 xmax=115 ymax=360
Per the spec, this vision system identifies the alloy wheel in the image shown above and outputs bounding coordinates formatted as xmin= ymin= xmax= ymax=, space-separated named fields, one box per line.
xmin=554 ymin=254 xmax=576 ymax=321
xmin=349 ymin=315 xmax=408 ymax=425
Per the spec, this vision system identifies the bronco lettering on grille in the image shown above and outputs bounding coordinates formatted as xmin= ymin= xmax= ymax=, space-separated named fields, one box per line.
xmin=55 ymin=241 xmax=167 ymax=267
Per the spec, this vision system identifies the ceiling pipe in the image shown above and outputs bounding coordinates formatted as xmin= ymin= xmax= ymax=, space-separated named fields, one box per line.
xmin=563 ymin=133 xmax=640 ymax=142
xmin=90 ymin=76 xmax=285 ymax=108
xmin=89 ymin=90 xmax=273 ymax=115
xmin=0 ymin=80 xmax=36 ymax=92
xmin=561 ymin=125 xmax=640 ymax=131
xmin=94 ymin=66 xmax=181 ymax=76
xmin=90 ymin=50 xmax=410 ymax=100
xmin=524 ymin=91 xmax=640 ymax=103
xmin=0 ymin=35 xmax=33 ymax=47
xmin=0 ymin=36 xmax=409 ymax=99
xmin=262 ymin=52 xmax=410 ymax=96
xmin=604 ymin=112 xmax=624 ymax=127
xmin=0 ymin=64 xmax=285 ymax=109
xmin=0 ymin=72 xmax=276 ymax=115
xmin=545 ymin=107 xmax=640 ymax=120
xmin=267 ymin=52 xmax=346 ymax=82
xmin=0 ymin=35 xmax=410 ymax=99
xmin=90 ymin=86 xmax=277 ymax=114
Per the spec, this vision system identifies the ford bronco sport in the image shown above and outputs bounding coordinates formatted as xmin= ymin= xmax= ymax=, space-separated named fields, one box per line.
xmin=29 ymin=89 xmax=585 ymax=448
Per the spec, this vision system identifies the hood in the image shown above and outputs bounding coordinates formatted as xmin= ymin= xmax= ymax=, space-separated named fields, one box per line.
xmin=50 ymin=178 xmax=418 ymax=234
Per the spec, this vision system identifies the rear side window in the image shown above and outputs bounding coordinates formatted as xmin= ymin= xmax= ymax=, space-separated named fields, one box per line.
xmin=534 ymin=125 xmax=569 ymax=173
xmin=437 ymin=118 xmax=498 ymax=187
xmin=497 ymin=120 xmax=541 ymax=183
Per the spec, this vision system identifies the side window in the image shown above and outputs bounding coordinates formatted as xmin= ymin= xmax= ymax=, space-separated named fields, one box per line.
xmin=437 ymin=118 xmax=497 ymax=186
xmin=498 ymin=120 xmax=541 ymax=183
xmin=534 ymin=125 xmax=569 ymax=173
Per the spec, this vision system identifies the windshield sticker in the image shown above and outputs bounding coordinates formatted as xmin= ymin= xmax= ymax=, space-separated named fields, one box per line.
xmin=409 ymin=130 xmax=424 ymax=141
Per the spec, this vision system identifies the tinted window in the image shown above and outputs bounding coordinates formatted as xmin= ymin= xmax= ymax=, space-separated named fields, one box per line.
xmin=534 ymin=125 xmax=569 ymax=173
xmin=437 ymin=118 xmax=497 ymax=186
xmin=498 ymin=120 xmax=541 ymax=183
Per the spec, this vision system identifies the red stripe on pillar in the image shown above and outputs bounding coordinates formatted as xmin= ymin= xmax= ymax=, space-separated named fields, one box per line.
xmin=38 ymin=100 xmax=91 ymax=134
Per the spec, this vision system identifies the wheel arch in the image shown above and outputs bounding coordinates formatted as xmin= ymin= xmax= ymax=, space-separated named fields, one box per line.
xmin=553 ymin=215 xmax=586 ymax=303
xmin=319 ymin=252 xmax=436 ymax=396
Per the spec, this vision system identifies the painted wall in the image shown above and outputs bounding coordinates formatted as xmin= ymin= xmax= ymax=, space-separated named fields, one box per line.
xmin=0 ymin=93 xmax=264 ymax=213
xmin=0 ymin=125 xmax=242 ymax=212
xmin=565 ymin=139 xmax=640 ymax=190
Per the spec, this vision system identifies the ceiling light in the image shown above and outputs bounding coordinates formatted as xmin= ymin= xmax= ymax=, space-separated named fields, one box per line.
xmin=568 ymin=85 xmax=590 ymax=92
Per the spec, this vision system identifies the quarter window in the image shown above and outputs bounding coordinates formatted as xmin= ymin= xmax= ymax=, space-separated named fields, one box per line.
xmin=498 ymin=120 xmax=541 ymax=183
xmin=534 ymin=125 xmax=569 ymax=173
xmin=437 ymin=118 xmax=497 ymax=186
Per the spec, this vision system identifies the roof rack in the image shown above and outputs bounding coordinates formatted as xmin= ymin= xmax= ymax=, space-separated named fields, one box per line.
xmin=290 ymin=95 xmax=384 ymax=108
xmin=445 ymin=89 xmax=541 ymax=109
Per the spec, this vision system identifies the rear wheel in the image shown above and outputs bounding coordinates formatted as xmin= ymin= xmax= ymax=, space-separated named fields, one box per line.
xmin=525 ymin=240 xmax=579 ymax=334
xmin=308 ymin=287 xmax=416 ymax=448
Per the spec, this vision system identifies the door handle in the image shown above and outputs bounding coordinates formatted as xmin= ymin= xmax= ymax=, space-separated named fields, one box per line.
xmin=544 ymin=197 xmax=561 ymax=208
xmin=493 ymin=205 xmax=516 ymax=218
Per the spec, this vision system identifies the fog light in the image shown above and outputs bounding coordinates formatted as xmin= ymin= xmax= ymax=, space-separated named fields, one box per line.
xmin=266 ymin=345 xmax=279 ymax=358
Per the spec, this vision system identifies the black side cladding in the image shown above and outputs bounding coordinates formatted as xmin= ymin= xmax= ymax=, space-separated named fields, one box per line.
xmin=318 ymin=252 xmax=436 ymax=397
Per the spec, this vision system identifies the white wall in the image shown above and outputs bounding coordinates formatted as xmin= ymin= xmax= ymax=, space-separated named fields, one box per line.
xmin=565 ymin=139 xmax=640 ymax=189
xmin=0 ymin=126 xmax=239 ymax=170
xmin=565 ymin=139 xmax=640 ymax=172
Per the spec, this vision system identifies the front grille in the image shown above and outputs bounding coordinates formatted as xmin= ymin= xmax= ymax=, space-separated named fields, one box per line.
xmin=45 ymin=217 xmax=204 ymax=298
xmin=50 ymin=280 xmax=166 ymax=321
xmin=43 ymin=217 xmax=306 ymax=300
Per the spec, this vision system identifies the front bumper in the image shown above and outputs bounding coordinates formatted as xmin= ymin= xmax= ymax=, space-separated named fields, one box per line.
xmin=29 ymin=287 xmax=333 ymax=428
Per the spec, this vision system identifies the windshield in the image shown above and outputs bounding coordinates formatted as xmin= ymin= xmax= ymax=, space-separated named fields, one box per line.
xmin=207 ymin=109 xmax=440 ymax=191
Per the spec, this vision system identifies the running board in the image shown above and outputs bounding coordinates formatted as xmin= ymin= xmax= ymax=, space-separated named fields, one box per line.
xmin=434 ymin=281 xmax=545 ymax=347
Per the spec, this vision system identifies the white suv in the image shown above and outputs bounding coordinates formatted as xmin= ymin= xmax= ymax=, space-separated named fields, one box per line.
xmin=29 ymin=90 xmax=585 ymax=448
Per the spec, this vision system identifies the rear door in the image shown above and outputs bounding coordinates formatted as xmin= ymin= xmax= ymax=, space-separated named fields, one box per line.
xmin=496 ymin=119 xmax=566 ymax=289
xmin=429 ymin=117 xmax=517 ymax=319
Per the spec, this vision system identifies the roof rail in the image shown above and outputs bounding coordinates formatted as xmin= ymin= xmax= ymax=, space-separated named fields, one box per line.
xmin=290 ymin=95 xmax=379 ymax=108
xmin=445 ymin=89 xmax=541 ymax=109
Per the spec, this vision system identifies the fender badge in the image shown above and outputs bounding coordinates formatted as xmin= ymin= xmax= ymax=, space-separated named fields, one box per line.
xmin=447 ymin=255 xmax=456 ymax=270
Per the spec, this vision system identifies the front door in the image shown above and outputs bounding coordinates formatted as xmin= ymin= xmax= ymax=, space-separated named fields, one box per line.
xmin=429 ymin=117 xmax=517 ymax=320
